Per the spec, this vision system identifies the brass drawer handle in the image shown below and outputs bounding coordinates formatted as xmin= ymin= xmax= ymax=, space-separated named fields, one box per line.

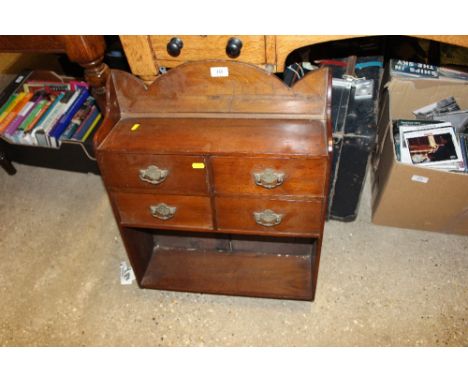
xmin=253 ymin=209 xmax=283 ymax=227
xmin=139 ymin=165 xmax=169 ymax=185
xmin=149 ymin=203 xmax=176 ymax=220
xmin=253 ymin=168 xmax=285 ymax=189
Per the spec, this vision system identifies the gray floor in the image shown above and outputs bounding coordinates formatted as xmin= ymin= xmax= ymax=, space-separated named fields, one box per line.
xmin=0 ymin=162 xmax=467 ymax=346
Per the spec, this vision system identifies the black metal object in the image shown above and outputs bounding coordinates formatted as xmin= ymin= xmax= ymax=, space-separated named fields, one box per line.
xmin=327 ymin=56 xmax=383 ymax=221
xmin=0 ymin=149 xmax=16 ymax=175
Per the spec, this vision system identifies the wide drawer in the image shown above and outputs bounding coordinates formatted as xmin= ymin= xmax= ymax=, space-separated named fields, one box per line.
xmin=113 ymin=192 xmax=213 ymax=230
xmin=99 ymin=153 xmax=208 ymax=195
xmin=216 ymin=197 xmax=323 ymax=236
xmin=211 ymin=156 xmax=327 ymax=197
xmin=149 ymin=35 xmax=266 ymax=65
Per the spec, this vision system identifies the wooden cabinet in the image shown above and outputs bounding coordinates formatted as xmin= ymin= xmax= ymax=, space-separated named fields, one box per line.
xmin=120 ymin=35 xmax=468 ymax=83
xmin=96 ymin=60 xmax=332 ymax=300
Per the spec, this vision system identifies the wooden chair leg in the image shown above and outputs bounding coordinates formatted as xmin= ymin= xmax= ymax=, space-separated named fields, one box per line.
xmin=0 ymin=150 xmax=16 ymax=175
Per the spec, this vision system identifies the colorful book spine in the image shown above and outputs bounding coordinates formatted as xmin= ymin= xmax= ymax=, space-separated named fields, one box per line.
xmin=4 ymin=92 xmax=44 ymax=138
xmin=81 ymin=113 xmax=102 ymax=141
xmin=32 ymin=93 xmax=65 ymax=146
xmin=45 ymin=91 xmax=80 ymax=147
xmin=61 ymin=97 xmax=95 ymax=140
xmin=49 ymin=88 xmax=90 ymax=146
xmin=25 ymin=99 xmax=52 ymax=134
xmin=0 ymin=93 xmax=20 ymax=122
xmin=0 ymin=93 xmax=31 ymax=134
xmin=23 ymin=81 xmax=71 ymax=95
xmin=71 ymin=105 xmax=99 ymax=141
xmin=18 ymin=98 xmax=48 ymax=132
xmin=15 ymin=99 xmax=49 ymax=143
xmin=0 ymin=92 xmax=26 ymax=127
xmin=21 ymin=101 xmax=53 ymax=145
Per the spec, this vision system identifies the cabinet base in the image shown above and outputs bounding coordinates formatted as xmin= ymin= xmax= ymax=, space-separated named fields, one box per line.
xmin=125 ymin=229 xmax=318 ymax=300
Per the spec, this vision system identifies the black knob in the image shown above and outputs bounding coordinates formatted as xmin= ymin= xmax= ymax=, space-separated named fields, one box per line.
xmin=226 ymin=37 xmax=243 ymax=58
xmin=167 ymin=37 xmax=183 ymax=57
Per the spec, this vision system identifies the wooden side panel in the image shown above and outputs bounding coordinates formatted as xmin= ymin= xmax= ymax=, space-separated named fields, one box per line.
xmin=142 ymin=248 xmax=314 ymax=300
xmin=211 ymin=156 xmax=327 ymax=197
xmin=120 ymin=35 xmax=159 ymax=81
xmin=119 ymin=226 xmax=155 ymax=283
xmin=264 ymin=35 xmax=277 ymax=68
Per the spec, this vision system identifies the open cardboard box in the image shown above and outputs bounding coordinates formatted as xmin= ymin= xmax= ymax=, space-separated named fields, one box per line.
xmin=371 ymin=76 xmax=468 ymax=235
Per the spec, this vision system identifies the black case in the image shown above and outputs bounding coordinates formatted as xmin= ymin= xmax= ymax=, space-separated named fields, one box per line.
xmin=326 ymin=56 xmax=383 ymax=221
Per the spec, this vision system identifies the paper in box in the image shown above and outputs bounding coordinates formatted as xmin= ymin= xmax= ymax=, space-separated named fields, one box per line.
xmin=371 ymin=73 xmax=468 ymax=235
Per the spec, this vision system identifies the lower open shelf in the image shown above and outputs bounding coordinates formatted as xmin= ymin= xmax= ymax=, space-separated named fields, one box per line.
xmin=122 ymin=228 xmax=319 ymax=301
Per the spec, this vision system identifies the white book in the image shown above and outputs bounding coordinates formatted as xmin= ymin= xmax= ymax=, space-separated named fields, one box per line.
xmin=403 ymin=126 xmax=464 ymax=171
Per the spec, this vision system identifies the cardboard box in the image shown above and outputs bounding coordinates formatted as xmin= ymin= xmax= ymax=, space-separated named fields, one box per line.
xmin=371 ymin=76 xmax=468 ymax=235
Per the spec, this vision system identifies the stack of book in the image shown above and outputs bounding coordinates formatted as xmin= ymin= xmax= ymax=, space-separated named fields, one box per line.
xmin=0 ymin=71 xmax=102 ymax=147
xmin=393 ymin=96 xmax=468 ymax=173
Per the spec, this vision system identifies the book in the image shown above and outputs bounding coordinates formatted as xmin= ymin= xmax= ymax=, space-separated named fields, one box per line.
xmin=0 ymin=70 xmax=32 ymax=111
xmin=391 ymin=60 xmax=438 ymax=79
xmin=46 ymin=90 xmax=81 ymax=147
xmin=390 ymin=59 xmax=468 ymax=82
xmin=32 ymin=93 xmax=65 ymax=146
xmin=48 ymin=88 xmax=90 ymax=147
xmin=394 ymin=120 xmax=451 ymax=163
xmin=17 ymin=96 xmax=48 ymax=132
xmin=71 ymin=105 xmax=99 ymax=141
xmin=23 ymin=81 xmax=71 ymax=95
xmin=459 ymin=134 xmax=468 ymax=173
xmin=4 ymin=91 xmax=45 ymax=139
xmin=0 ymin=92 xmax=27 ymax=127
xmin=0 ymin=93 xmax=20 ymax=124
xmin=81 ymin=113 xmax=101 ymax=141
xmin=402 ymin=126 xmax=464 ymax=171
xmin=60 ymin=97 xmax=95 ymax=140
xmin=24 ymin=98 xmax=52 ymax=134
xmin=23 ymin=80 xmax=89 ymax=94
xmin=0 ymin=92 xmax=32 ymax=134
xmin=14 ymin=98 xmax=49 ymax=143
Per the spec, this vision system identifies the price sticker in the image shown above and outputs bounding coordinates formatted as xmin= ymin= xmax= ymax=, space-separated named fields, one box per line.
xmin=210 ymin=67 xmax=229 ymax=77
xmin=411 ymin=175 xmax=429 ymax=183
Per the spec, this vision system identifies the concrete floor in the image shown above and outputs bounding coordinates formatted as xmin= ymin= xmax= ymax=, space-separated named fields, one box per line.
xmin=0 ymin=162 xmax=467 ymax=346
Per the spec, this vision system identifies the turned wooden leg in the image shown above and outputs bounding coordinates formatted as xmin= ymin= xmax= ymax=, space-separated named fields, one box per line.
xmin=0 ymin=150 xmax=16 ymax=175
xmin=62 ymin=35 xmax=110 ymax=108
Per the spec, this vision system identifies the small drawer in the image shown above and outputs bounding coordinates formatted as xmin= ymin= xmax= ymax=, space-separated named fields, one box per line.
xmin=216 ymin=197 xmax=323 ymax=236
xmin=99 ymin=153 xmax=208 ymax=195
xmin=211 ymin=156 xmax=327 ymax=197
xmin=113 ymin=192 xmax=213 ymax=230
xmin=149 ymin=35 xmax=266 ymax=65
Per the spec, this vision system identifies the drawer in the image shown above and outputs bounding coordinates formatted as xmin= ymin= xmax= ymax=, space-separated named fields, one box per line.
xmin=149 ymin=35 xmax=266 ymax=65
xmin=113 ymin=192 xmax=213 ymax=230
xmin=211 ymin=157 xmax=327 ymax=197
xmin=216 ymin=197 xmax=323 ymax=235
xmin=99 ymin=153 xmax=208 ymax=195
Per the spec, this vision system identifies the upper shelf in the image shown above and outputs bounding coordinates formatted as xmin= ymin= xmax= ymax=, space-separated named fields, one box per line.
xmin=106 ymin=60 xmax=331 ymax=120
